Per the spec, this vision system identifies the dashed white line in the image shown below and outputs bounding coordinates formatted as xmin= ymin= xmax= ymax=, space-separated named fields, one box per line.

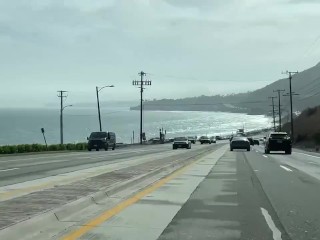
xmin=0 ymin=168 xmax=19 ymax=172
xmin=261 ymin=208 xmax=282 ymax=240
xmin=296 ymin=152 xmax=320 ymax=159
xmin=280 ymin=165 xmax=293 ymax=172
xmin=308 ymin=161 xmax=318 ymax=165
xmin=263 ymin=155 xmax=268 ymax=158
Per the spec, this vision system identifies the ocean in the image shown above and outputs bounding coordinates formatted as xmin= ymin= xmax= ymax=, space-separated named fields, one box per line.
xmin=0 ymin=107 xmax=271 ymax=145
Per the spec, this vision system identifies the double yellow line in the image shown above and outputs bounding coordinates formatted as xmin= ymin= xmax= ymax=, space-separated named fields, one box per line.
xmin=61 ymin=159 xmax=200 ymax=240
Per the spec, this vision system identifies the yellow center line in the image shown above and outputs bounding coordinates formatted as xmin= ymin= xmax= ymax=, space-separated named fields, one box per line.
xmin=61 ymin=157 xmax=203 ymax=240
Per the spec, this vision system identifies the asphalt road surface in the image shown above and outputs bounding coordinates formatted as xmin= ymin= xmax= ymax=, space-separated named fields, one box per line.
xmin=0 ymin=144 xmax=186 ymax=186
xmin=2 ymin=142 xmax=320 ymax=240
xmin=63 ymin=144 xmax=320 ymax=240
xmin=158 ymin=145 xmax=320 ymax=240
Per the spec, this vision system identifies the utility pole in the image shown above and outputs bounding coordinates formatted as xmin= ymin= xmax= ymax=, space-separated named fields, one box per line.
xmin=273 ymin=89 xmax=285 ymax=131
xmin=282 ymin=71 xmax=299 ymax=141
xmin=57 ymin=90 xmax=68 ymax=145
xmin=269 ymin=96 xmax=277 ymax=131
xmin=132 ymin=71 xmax=152 ymax=144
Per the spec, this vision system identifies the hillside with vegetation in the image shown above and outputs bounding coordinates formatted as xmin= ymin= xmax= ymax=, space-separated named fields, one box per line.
xmin=283 ymin=106 xmax=320 ymax=148
xmin=131 ymin=62 xmax=320 ymax=116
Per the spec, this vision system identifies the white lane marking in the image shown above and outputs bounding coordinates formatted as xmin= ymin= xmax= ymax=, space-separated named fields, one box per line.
xmin=280 ymin=165 xmax=293 ymax=172
xmin=296 ymin=152 xmax=320 ymax=159
xmin=261 ymin=208 xmax=282 ymax=240
xmin=263 ymin=155 xmax=268 ymax=158
xmin=0 ymin=168 xmax=19 ymax=172
xmin=308 ymin=161 xmax=318 ymax=165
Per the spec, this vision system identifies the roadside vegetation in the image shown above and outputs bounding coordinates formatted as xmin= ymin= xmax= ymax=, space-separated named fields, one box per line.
xmin=283 ymin=106 xmax=320 ymax=148
xmin=0 ymin=143 xmax=88 ymax=154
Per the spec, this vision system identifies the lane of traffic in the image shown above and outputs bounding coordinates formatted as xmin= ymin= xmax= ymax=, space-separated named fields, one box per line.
xmin=244 ymin=148 xmax=320 ymax=239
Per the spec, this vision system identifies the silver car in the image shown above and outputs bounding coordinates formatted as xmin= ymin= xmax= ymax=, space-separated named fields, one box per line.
xmin=230 ymin=137 xmax=250 ymax=151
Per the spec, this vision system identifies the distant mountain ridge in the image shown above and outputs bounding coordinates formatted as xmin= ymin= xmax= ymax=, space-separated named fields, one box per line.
xmin=131 ymin=62 xmax=320 ymax=115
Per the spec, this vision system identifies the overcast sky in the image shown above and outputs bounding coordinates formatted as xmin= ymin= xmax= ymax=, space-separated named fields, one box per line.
xmin=1 ymin=0 xmax=320 ymax=107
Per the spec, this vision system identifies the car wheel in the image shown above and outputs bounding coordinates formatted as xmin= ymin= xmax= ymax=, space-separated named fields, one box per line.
xmin=105 ymin=144 xmax=109 ymax=151
xmin=285 ymin=149 xmax=292 ymax=154
xmin=88 ymin=148 xmax=91 ymax=151
xmin=112 ymin=144 xmax=115 ymax=150
xmin=201 ymin=142 xmax=203 ymax=144
xmin=209 ymin=142 xmax=211 ymax=144
xmin=247 ymin=148 xmax=250 ymax=151
xmin=230 ymin=148 xmax=233 ymax=151
xmin=173 ymin=146 xmax=176 ymax=150
xmin=96 ymin=148 xmax=99 ymax=151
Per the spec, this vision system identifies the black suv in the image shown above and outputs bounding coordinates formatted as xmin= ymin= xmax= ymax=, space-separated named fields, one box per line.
xmin=265 ymin=132 xmax=292 ymax=154
xmin=87 ymin=132 xmax=116 ymax=151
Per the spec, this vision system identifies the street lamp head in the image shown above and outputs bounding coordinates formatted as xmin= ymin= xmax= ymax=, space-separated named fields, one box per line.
xmin=109 ymin=85 xmax=115 ymax=87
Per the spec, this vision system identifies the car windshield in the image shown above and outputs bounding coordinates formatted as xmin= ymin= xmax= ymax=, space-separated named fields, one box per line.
xmin=174 ymin=137 xmax=187 ymax=141
xmin=90 ymin=132 xmax=107 ymax=138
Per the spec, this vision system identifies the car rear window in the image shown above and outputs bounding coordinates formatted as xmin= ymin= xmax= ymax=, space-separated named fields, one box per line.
xmin=232 ymin=137 xmax=247 ymax=141
xmin=175 ymin=137 xmax=187 ymax=141
xmin=270 ymin=134 xmax=288 ymax=139
xmin=90 ymin=132 xmax=107 ymax=138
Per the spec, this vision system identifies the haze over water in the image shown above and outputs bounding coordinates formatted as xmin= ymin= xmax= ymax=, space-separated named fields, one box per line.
xmin=0 ymin=107 xmax=271 ymax=145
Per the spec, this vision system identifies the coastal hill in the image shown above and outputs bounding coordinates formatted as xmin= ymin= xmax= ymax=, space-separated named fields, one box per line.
xmin=131 ymin=62 xmax=320 ymax=115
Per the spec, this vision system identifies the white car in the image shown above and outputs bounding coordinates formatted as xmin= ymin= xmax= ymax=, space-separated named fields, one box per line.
xmin=173 ymin=137 xmax=191 ymax=150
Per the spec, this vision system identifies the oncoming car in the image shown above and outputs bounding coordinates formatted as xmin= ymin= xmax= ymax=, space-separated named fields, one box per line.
xmin=199 ymin=136 xmax=211 ymax=144
xmin=173 ymin=137 xmax=191 ymax=150
xmin=230 ymin=137 xmax=250 ymax=151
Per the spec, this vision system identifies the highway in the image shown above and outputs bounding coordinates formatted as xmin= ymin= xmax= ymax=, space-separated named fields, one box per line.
xmin=1 ymin=142 xmax=320 ymax=240
xmin=0 ymin=145 xmax=177 ymax=187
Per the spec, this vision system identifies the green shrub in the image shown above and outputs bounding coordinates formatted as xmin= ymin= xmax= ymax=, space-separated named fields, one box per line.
xmin=48 ymin=144 xmax=58 ymax=151
xmin=17 ymin=145 xmax=25 ymax=153
xmin=24 ymin=144 xmax=32 ymax=152
xmin=76 ymin=143 xmax=87 ymax=150
xmin=58 ymin=144 xmax=66 ymax=151
xmin=66 ymin=143 xmax=74 ymax=150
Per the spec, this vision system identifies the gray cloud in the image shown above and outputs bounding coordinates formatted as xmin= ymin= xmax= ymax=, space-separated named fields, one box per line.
xmin=0 ymin=0 xmax=319 ymax=107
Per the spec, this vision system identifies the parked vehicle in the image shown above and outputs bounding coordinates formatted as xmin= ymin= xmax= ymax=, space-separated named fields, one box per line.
xmin=87 ymin=131 xmax=116 ymax=151
xmin=265 ymin=132 xmax=292 ymax=154
xmin=253 ymin=139 xmax=259 ymax=145
xmin=173 ymin=137 xmax=191 ymax=149
xmin=230 ymin=137 xmax=250 ymax=151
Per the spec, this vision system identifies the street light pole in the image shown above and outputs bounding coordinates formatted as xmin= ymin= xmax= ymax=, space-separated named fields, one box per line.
xmin=60 ymin=104 xmax=73 ymax=145
xmin=96 ymin=86 xmax=102 ymax=132
xmin=58 ymin=91 xmax=68 ymax=145
xmin=96 ymin=85 xmax=114 ymax=132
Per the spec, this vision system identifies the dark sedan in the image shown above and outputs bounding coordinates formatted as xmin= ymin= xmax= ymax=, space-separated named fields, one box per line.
xmin=230 ymin=137 xmax=250 ymax=151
